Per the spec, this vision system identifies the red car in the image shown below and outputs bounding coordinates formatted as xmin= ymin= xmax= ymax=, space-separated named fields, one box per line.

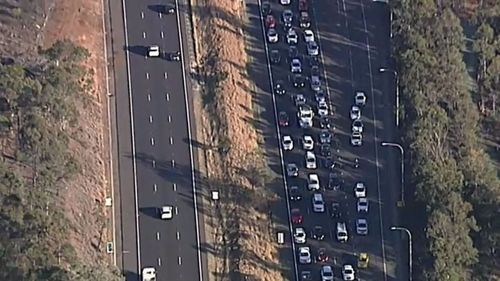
xmin=291 ymin=208 xmax=303 ymax=224
xmin=278 ymin=111 xmax=289 ymax=126
xmin=266 ymin=15 xmax=276 ymax=29
xmin=299 ymin=0 xmax=308 ymax=12
xmin=317 ymin=248 xmax=329 ymax=262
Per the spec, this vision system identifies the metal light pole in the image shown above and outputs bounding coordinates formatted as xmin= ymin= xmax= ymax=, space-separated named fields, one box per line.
xmin=379 ymin=68 xmax=400 ymax=127
xmin=391 ymin=226 xmax=412 ymax=281
xmin=381 ymin=142 xmax=404 ymax=206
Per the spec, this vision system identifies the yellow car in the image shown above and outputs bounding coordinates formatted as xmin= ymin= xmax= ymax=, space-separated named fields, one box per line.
xmin=358 ymin=253 xmax=369 ymax=268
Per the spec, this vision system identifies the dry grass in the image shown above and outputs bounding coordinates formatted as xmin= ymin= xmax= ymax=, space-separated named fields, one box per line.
xmin=191 ymin=0 xmax=285 ymax=280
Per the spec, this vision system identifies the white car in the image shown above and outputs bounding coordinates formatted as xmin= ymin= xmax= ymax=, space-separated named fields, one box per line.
xmin=310 ymin=76 xmax=321 ymax=92
xmin=321 ymin=265 xmax=334 ymax=281
xmin=336 ymin=222 xmax=348 ymax=242
xmin=148 ymin=45 xmax=160 ymax=57
xmin=312 ymin=193 xmax=325 ymax=213
xmin=294 ymin=227 xmax=307 ymax=244
xmin=291 ymin=58 xmax=302 ymax=73
xmin=286 ymin=163 xmax=299 ymax=177
xmin=282 ymin=135 xmax=293 ymax=150
xmin=287 ymin=28 xmax=298 ymax=44
xmin=302 ymin=135 xmax=314 ymax=150
xmin=307 ymin=41 xmax=319 ymax=56
xmin=307 ymin=173 xmax=320 ymax=190
xmin=351 ymin=132 xmax=362 ymax=146
xmin=160 ymin=206 xmax=173 ymax=219
xmin=304 ymin=29 xmax=315 ymax=42
xmin=280 ymin=0 xmax=291 ymax=5
xmin=355 ymin=91 xmax=366 ymax=106
xmin=267 ymin=28 xmax=278 ymax=43
xmin=342 ymin=264 xmax=355 ymax=281
xmin=350 ymin=105 xmax=361 ymax=120
xmin=356 ymin=218 xmax=368 ymax=235
xmin=354 ymin=182 xmax=366 ymax=198
xmin=318 ymin=101 xmax=329 ymax=116
xmin=305 ymin=151 xmax=317 ymax=169
xmin=357 ymin=197 xmax=369 ymax=212
xmin=298 ymin=246 xmax=312 ymax=264
xmin=352 ymin=119 xmax=363 ymax=133
xmin=142 ymin=267 xmax=156 ymax=281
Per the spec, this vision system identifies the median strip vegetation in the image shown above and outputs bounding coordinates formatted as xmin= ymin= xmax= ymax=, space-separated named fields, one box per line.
xmin=393 ymin=0 xmax=500 ymax=279
xmin=191 ymin=0 xmax=285 ymax=280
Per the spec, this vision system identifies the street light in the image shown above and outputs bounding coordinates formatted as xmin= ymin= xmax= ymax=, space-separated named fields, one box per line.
xmin=381 ymin=142 xmax=404 ymax=206
xmin=391 ymin=226 xmax=413 ymax=281
xmin=379 ymin=68 xmax=400 ymax=127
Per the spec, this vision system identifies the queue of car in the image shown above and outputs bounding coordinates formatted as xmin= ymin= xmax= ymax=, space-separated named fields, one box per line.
xmin=262 ymin=0 xmax=370 ymax=280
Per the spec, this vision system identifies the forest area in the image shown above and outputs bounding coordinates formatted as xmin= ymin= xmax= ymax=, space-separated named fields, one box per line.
xmin=392 ymin=0 xmax=500 ymax=280
xmin=0 ymin=40 xmax=121 ymax=281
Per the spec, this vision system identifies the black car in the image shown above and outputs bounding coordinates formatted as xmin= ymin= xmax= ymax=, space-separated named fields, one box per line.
xmin=300 ymin=271 xmax=312 ymax=281
xmin=288 ymin=45 xmax=299 ymax=59
xmin=292 ymin=74 xmax=305 ymax=88
xmin=330 ymin=202 xmax=343 ymax=219
xmin=161 ymin=5 xmax=176 ymax=14
xmin=323 ymin=157 xmax=334 ymax=169
xmin=312 ymin=225 xmax=325 ymax=240
xmin=321 ymin=144 xmax=332 ymax=157
xmin=317 ymin=248 xmax=329 ymax=262
xmin=319 ymin=130 xmax=332 ymax=144
xmin=327 ymin=173 xmax=342 ymax=190
xmin=311 ymin=65 xmax=320 ymax=77
xmin=299 ymin=11 xmax=311 ymax=28
xmin=289 ymin=185 xmax=302 ymax=201
xmin=320 ymin=116 xmax=332 ymax=129
xmin=261 ymin=1 xmax=271 ymax=15
xmin=274 ymin=80 xmax=286 ymax=95
xmin=270 ymin=49 xmax=281 ymax=64
xmin=168 ymin=51 xmax=180 ymax=61
xmin=309 ymin=55 xmax=320 ymax=67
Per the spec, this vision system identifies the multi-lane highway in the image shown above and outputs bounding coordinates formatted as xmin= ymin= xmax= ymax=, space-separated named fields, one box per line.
xmin=115 ymin=0 xmax=203 ymax=280
xmin=247 ymin=0 xmax=404 ymax=280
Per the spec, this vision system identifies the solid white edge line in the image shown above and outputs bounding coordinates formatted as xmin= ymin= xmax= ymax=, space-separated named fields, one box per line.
xmin=121 ymin=0 xmax=142 ymax=272
xmin=100 ymin=0 xmax=116 ymax=266
xmin=360 ymin=1 xmax=388 ymax=280
xmin=175 ymin=0 xmax=204 ymax=279
xmin=256 ymin=0 xmax=299 ymax=280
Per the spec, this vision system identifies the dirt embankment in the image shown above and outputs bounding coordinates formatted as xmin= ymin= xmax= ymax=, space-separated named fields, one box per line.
xmin=192 ymin=0 xmax=285 ymax=280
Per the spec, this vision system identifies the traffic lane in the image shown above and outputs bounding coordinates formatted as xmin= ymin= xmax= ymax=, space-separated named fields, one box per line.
xmin=363 ymin=2 xmax=405 ymax=280
xmin=312 ymin=0 xmax=388 ymax=279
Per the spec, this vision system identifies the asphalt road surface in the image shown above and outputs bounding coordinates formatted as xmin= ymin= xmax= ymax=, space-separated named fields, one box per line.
xmin=119 ymin=0 xmax=203 ymax=280
xmin=249 ymin=0 xmax=406 ymax=280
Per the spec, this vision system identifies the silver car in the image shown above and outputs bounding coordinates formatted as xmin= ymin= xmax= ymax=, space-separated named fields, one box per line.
xmin=307 ymin=41 xmax=319 ymax=56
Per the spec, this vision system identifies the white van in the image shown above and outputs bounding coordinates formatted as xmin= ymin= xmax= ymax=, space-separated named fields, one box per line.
xmin=307 ymin=174 xmax=320 ymax=190
xmin=336 ymin=222 xmax=348 ymax=242
xmin=312 ymin=193 xmax=325 ymax=213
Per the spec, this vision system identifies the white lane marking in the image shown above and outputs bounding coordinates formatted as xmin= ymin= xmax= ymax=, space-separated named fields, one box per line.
xmin=171 ymin=159 xmax=175 ymax=167
xmin=175 ymin=206 xmax=178 ymax=215
xmin=170 ymin=137 xmax=173 ymax=145
xmin=178 ymin=256 xmax=182 ymax=265
xmin=159 ymin=12 xmax=162 ymax=18
xmin=177 ymin=231 xmax=180 ymax=240
xmin=142 ymin=31 xmax=146 ymax=38
xmin=166 ymin=93 xmax=170 ymax=101
xmin=175 ymin=0 xmax=204 ymax=279
xmin=161 ymin=31 xmax=164 ymax=38
xmin=147 ymin=93 xmax=151 ymax=101
xmin=152 ymin=160 xmax=156 ymax=168
xmin=121 ymin=0 xmax=142 ymax=270
xmin=149 ymin=115 xmax=153 ymax=123
xmin=154 ymin=183 xmax=157 ymax=192
xmin=256 ymin=0 xmax=299 ymax=279
xmin=156 ymin=232 xmax=160 ymax=240
xmin=158 ymin=258 xmax=162 ymax=266
xmin=141 ymin=11 xmax=144 ymax=18
xmin=168 ymin=115 xmax=172 ymax=123
xmin=146 ymin=72 xmax=150 ymax=79
xmin=164 ymin=72 xmax=168 ymax=79
xmin=150 ymin=137 xmax=155 ymax=146
xmin=173 ymin=183 xmax=177 ymax=191
xmin=359 ymin=1 xmax=388 ymax=279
